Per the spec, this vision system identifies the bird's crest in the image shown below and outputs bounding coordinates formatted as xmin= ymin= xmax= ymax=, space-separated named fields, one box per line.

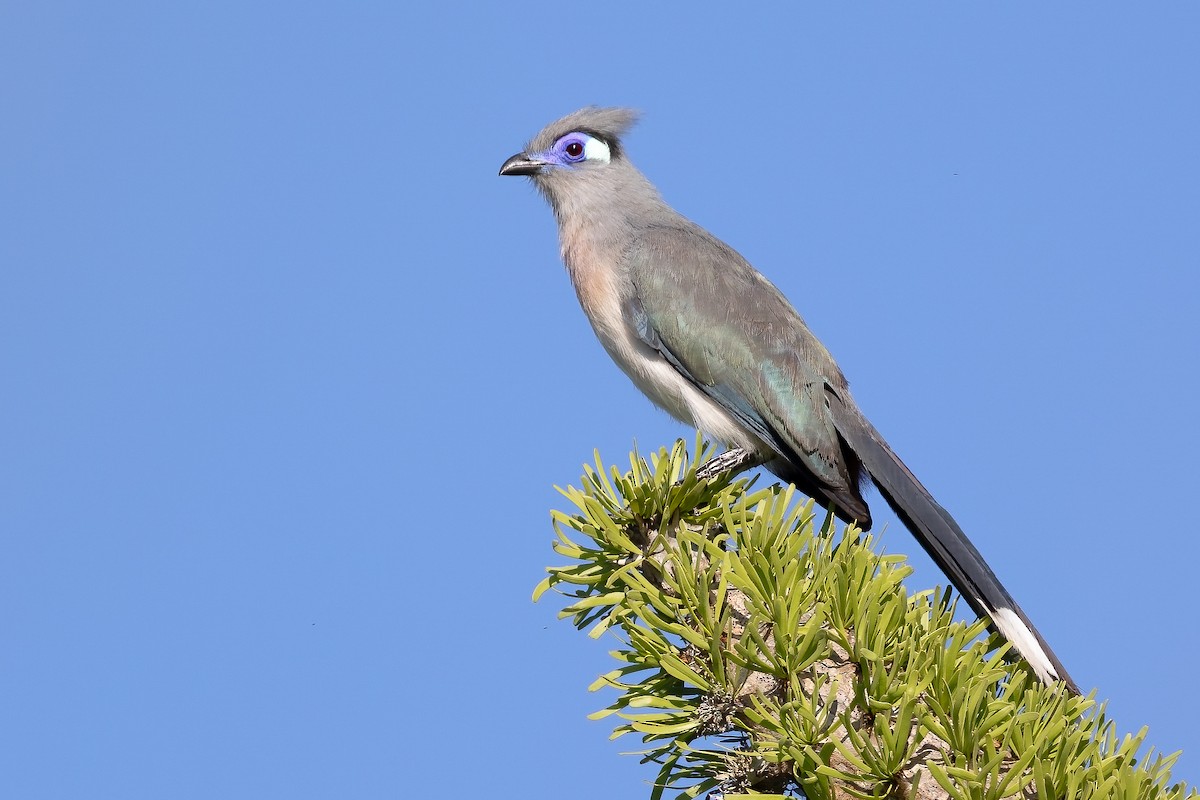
xmin=527 ymin=107 xmax=640 ymax=158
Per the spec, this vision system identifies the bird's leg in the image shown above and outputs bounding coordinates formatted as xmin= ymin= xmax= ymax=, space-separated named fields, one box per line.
xmin=695 ymin=447 xmax=764 ymax=481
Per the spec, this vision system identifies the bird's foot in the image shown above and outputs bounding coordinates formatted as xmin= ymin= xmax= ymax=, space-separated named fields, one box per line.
xmin=695 ymin=447 xmax=763 ymax=482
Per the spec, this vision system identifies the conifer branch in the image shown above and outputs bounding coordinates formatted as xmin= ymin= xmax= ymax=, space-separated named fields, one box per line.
xmin=535 ymin=437 xmax=1196 ymax=800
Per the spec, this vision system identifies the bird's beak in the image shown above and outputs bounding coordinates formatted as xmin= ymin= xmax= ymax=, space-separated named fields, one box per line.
xmin=499 ymin=152 xmax=548 ymax=176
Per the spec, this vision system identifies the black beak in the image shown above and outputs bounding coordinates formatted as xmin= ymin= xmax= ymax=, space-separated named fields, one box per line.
xmin=499 ymin=153 xmax=546 ymax=176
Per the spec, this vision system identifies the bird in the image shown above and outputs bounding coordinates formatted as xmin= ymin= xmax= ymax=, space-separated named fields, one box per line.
xmin=499 ymin=106 xmax=1077 ymax=693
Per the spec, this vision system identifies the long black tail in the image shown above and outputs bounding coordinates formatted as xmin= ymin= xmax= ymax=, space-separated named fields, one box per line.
xmin=829 ymin=399 xmax=1078 ymax=693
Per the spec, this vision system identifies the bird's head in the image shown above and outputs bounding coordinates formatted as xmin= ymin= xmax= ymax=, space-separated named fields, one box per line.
xmin=499 ymin=106 xmax=639 ymax=188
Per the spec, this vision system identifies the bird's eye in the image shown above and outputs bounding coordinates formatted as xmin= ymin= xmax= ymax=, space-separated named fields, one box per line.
xmin=554 ymin=134 xmax=611 ymax=165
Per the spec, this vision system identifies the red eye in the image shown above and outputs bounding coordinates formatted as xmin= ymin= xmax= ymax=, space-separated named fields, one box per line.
xmin=565 ymin=141 xmax=584 ymax=159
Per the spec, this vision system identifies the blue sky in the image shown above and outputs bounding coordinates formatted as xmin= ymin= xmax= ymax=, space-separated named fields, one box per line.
xmin=3 ymin=3 xmax=1198 ymax=797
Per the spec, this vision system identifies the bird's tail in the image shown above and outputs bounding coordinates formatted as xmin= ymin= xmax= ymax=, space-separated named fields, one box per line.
xmin=829 ymin=401 xmax=1078 ymax=693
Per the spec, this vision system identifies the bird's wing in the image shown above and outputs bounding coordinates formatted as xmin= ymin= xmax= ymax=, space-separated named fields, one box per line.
xmin=621 ymin=225 xmax=1076 ymax=692
xmin=624 ymin=293 xmax=786 ymax=453
xmin=623 ymin=223 xmax=867 ymax=519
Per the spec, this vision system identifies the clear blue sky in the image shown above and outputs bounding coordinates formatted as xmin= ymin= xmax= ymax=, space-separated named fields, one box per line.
xmin=3 ymin=3 xmax=1198 ymax=797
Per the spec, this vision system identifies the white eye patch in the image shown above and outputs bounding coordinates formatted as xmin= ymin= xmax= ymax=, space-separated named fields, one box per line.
xmin=582 ymin=136 xmax=611 ymax=164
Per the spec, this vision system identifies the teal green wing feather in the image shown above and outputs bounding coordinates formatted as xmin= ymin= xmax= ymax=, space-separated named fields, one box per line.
xmin=624 ymin=224 xmax=867 ymax=518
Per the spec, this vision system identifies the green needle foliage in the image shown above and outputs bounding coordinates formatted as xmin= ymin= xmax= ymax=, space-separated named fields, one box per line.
xmin=534 ymin=437 xmax=1196 ymax=800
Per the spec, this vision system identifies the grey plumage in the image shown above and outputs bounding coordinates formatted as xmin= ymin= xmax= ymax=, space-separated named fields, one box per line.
xmin=500 ymin=107 xmax=1077 ymax=693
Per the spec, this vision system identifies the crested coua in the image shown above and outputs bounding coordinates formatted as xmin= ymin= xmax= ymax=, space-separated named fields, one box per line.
xmin=500 ymin=107 xmax=1077 ymax=693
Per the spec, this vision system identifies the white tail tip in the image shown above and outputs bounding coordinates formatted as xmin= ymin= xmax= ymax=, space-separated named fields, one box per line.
xmin=992 ymin=608 xmax=1059 ymax=685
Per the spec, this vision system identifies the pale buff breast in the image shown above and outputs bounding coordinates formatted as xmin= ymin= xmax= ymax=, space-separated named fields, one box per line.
xmin=558 ymin=222 xmax=768 ymax=456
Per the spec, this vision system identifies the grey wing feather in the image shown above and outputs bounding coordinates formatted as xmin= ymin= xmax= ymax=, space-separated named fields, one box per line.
xmin=624 ymin=294 xmax=790 ymax=458
xmin=619 ymin=224 xmax=1077 ymax=692
xmin=621 ymin=224 xmax=869 ymax=522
